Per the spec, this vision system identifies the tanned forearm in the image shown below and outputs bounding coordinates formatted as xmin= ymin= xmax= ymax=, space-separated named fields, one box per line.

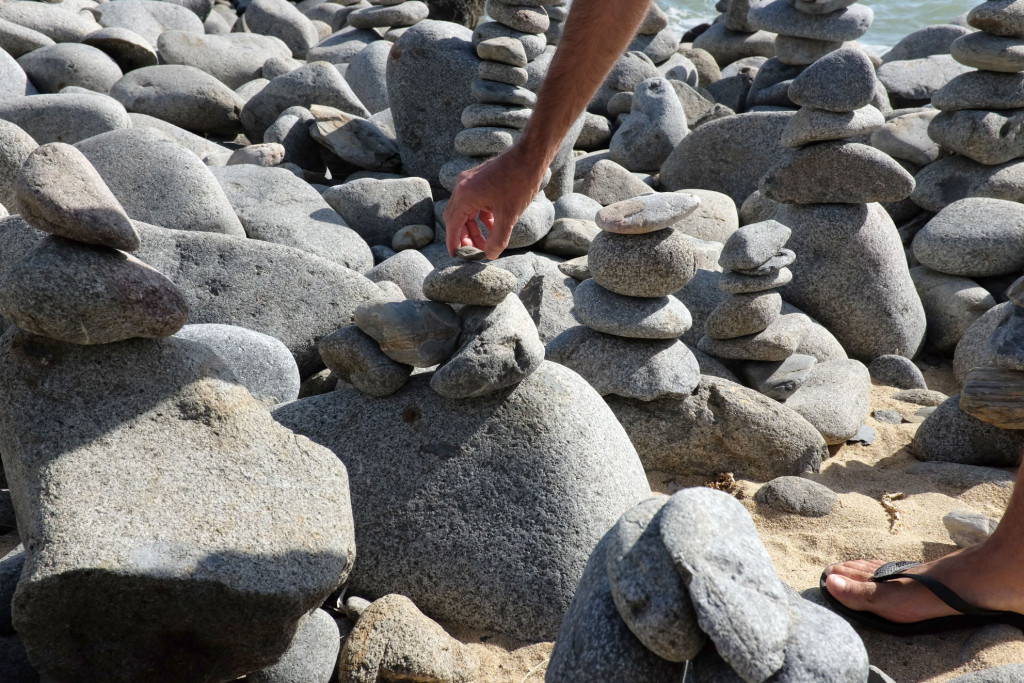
xmin=516 ymin=0 xmax=653 ymax=170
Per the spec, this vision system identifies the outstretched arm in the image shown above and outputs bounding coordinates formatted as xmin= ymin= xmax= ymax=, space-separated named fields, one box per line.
xmin=444 ymin=0 xmax=652 ymax=259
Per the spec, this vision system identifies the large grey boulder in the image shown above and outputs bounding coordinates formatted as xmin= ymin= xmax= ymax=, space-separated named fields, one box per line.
xmin=912 ymin=198 xmax=1024 ymax=278
xmin=323 ymin=176 xmax=433 ymax=247
xmin=110 ymin=64 xmax=244 ymax=136
xmin=0 ymin=92 xmax=130 ymax=144
xmin=661 ymin=111 xmax=793 ymax=204
xmin=211 ymin=164 xmax=372 ymax=272
xmin=157 ymin=31 xmax=292 ymax=89
xmin=913 ymin=396 xmax=1024 ymax=468
xmin=778 ymin=202 xmax=926 ymax=361
xmin=91 ymin=0 xmax=203 ymax=45
xmin=387 ymin=21 xmax=478 ymax=185
xmin=0 ymin=331 xmax=355 ymax=682
xmin=243 ymin=0 xmax=319 ymax=59
xmin=912 ymin=155 xmax=1024 ymax=213
xmin=272 ymin=361 xmax=651 ymax=641
xmin=606 ymin=376 xmax=828 ymax=481
xmin=173 ymin=323 xmax=301 ymax=405
xmin=16 ymin=43 xmax=121 ymax=95
xmin=75 ymin=128 xmax=245 ymax=237
xmin=783 ymin=359 xmax=871 ymax=445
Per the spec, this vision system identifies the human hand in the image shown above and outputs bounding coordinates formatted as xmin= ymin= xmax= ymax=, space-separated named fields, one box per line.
xmin=443 ymin=145 xmax=548 ymax=260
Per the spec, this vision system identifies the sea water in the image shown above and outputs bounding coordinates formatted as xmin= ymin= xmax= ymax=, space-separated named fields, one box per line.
xmin=662 ymin=0 xmax=980 ymax=52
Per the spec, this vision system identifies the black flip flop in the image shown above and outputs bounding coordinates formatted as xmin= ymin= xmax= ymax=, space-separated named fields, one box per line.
xmin=819 ymin=561 xmax=1024 ymax=636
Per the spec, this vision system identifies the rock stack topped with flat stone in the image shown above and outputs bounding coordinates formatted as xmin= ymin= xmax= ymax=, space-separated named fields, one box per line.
xmin=758 ymin=47 xmax=927 ymax=361
xmin=546 ymin=193 xmax=704 ymax=401
xmin=748 ymin=0 xmax=873 ymax=67
xmin=346 ymin=0 xmax=429 ymax=36
xmin=546 ymin=488 xmax=870 ymax=682
xmin=914 ymin=0 xmax=1024 ymax=212
xmin=698 ymin=220 xmax=798 ymax=363
xmin=0 ymin=142 xmax=189 ymax=344
xmin=693 ymin=0 xmax=777 ymax=68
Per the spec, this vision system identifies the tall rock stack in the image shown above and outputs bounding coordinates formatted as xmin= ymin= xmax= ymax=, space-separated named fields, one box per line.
xmin=744 ymin=0 xmax=873 ymax=109
xmin=915 ymin=0 xmax=1024 ymax=212
xmin=693 ymin=0 xmax=777 ymax=68
xmin=546 ymin=193 xmax=705 ymax=402
xmin=697 ymin=220 xmax=797 ymax=364
xmin=758 ymin=48 xmax=927 ymax=361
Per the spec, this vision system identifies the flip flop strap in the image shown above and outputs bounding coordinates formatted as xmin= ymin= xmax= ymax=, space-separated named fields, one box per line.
xmin=872 ymin=562 xmax=1002 ymax=617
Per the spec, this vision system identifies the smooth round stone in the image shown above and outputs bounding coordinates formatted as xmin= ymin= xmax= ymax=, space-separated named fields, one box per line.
xmin=456 ymin=245 xmax=486 ymax=261
xmin=111 ymin=64 xmax=245 ymax=136
xmin=478 ymin=60 xmax=529 ymax=86
xmin=697 ymin=312 xmax=804 ymax=361
xmin=546 ymin=326 xmax=701 ymax=401
xmin=968 ymin=0 xmax=1024 ymax=39
xmin=554 ymin=192 xmax=601 ymax=222
xmin=461 ymin=103 xmax=533 ymax=129
xmin=868 ymin=354 xmax=927 ymax=390
xmin=473 ymin=21 xmax=546 ymax=62
xmin=933 ymin=71 xmax=1024 ymax=112
xmin=392 ymin=223 xmax=433 ymax=251
xmin=720 ymin=220 xmax=791 ymax=271
xmin=588 ymin=229 xmax=697 ymax=298
xmin=16 ymin=142 xmax=139 ymax=251
xmin=754 ymin=476 xmax=837 ymax=517
xmin=353 ymin=299 xmax=462 ymax=367
xmin=453 ymin=126 xmax=518 ymax=156
xmin=476 ymin=36 xmax=528 ymax=66
xmin=780 ymin=105 xmax=885 ymax=148
xmin=239 ymin=0 xmax=319 ymax=58
xmin=83 ymin=27 xmax=158 ymax=72
xmin=0 ymin=236 xmax=188 ymax=345
xmin=507 ymin=193 xmax=555 ymax=248
xmin=718 ymin=267 xmax=793 ymax=294
xmin=471 ymin=79 xmax=537 ymax=107
xmin=348 ymin=0 xmax=428 ymax=28
xmin=422 ymin=262 xmax=519 ymax=306
xmin=774 ymin=34 xmax=843 ymax=66
xmin=538 ymin=217 xmax=598 ymax=257
xmin=318 ymin=324 xmax=412 ymax=397
xmin=912 ymin=198 xmax=1024 ymax=278
xmin=870 ymin=110 xmax=944 ymax=167
xmin=759 ymin=142 xmax=916 ymax=205
xmin=788 ymin=47 xmax=876 ymax=113
xmin=705 ymin=292 xmax=782 ymax=339
xmin=573 ymin=279 xmax=692 ymax=339
xmin=595 ymin=192 xmax=701 ymax=235
xmin=17 ymin=43 xmax=122 ymax=95
xmin=0 ymin=1 xmax=98 ymax=43
xmin=0 ymin=16 xmax=55 ymax=60
xmin=485 ymin=0 xmax=549 ymax=34
xmin=928 ymin=109 xmax=1024 ymax=167
xmin=747 ymin=0 xmax=873 ymax=41
xmin=735 ymin=248 xmax=796 ymax=276
xmin=911 ymin=155 xmax=1024 ymax=213
xmin=951 ymin=32 xmax=1024 ymax=72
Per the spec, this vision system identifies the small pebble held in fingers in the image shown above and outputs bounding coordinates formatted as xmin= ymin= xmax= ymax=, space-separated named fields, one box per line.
xmin=595 ymin=192 xmax=701 ymax=235
xmin=456 ymin=245 xmax=487 ymax=261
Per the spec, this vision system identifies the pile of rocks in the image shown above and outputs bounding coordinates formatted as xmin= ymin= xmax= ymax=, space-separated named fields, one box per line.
xmin=749 ymin=0 xmax=873 ymax=67
xmin=547 ymin=192 xmax=704 ymax=402
xmin=346 ymin=0 xmax=429 ymax=37
xmin=693 ymin=0 xmax=777 ymax=68
xmin=759 ymin=47 xmax=926 ymax=362
xmin=547 ymin=488 xmax=870 ymax=682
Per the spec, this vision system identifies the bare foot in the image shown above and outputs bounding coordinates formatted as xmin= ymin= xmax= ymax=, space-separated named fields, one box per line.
xmin=824 ymin=541 xmax=1024 ymax=624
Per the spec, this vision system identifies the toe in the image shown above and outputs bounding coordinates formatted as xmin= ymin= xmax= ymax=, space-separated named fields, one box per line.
xmin=826 ymin=559 xmax=885 ymax=581
xmin=825 ymin=573 xmax=881 ymax=612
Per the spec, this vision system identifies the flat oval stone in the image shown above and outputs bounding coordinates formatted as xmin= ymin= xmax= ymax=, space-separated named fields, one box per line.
xmin=787 ymin=47 xmax=876 ymax=113
xmin=573 ymin=278 xmax=692 ymax=339
xmin=83 ymin=27 xmax=159 ymax=72
xmin=968 ymin=0 xmax=1024 ymax=38
xmin=588 ymin=229 xmax=697 ymax=298
xmin=470 ymin=79 xmax=538 ymax=107
xmin=960 ymin=366 xmax=1024 ymax=430
xmin=354 ymin=299 xmax=462 ymax=367
xmin=319 ymin=324 xmax=412 ymax=397
xmin=15 ymin=142 xmax=139 ymax=251
xmin=720 ymin=220 xmax=791 ymax=271
xmin=911 ymin=155 xmax=1024 ymax=213
xmin=780 ymin=105 xmax=885 ymax=148
xmin=759 ymin=142 xmax=916 ymax=205
xmin=473 ymin=21 xmax=546 ymax=61
xmin=537 ymin=217 xmax=598 ymax=257
xmin=0 ymin=17 xmax=55 ymax=60
xmin=933 ymin=71 xmax=1024 ymax=112
xmin=484 ymin=0 xmax=549 ymax=34
xmin=734 ymin=248 xmax=796 ymax=276
xmin=17 ymin=43 xmax=122 ymax=95
xmin=595 ymin=192 xmax=701 ymax=234
xmin=348 ymin=1 xmax=428 ymax=29
xmin=0 ymin=236 xmax=188 ymax=345
xmin=912 ymin=198 xmax=1024 ymax=278
xmin=718 ymin=267 xmax=793 ymax=294
xmin=456 ymin=245 xmax=486 ymax=261
xmin=422 ymin=262 xmax=519 ymax=306
xmin=774 ymin=34 xmax=843 ymax=66
xmin=754 ymin=476 xmax=837 ymax=517
xmin=951 ymin=31 xmax=1024 ymax=72
xmin=704 ymin=291 xmax=782 ymax=339
xmin=478 ymin=60 xmax=529 ymax=87
xmin=928 ymin=109 xmax=1024 ymax=167
xmin=698 ymin=312 xmax=804 ymax=361
xmin=453 ymin=125 xmax=518 ymax=156
xmin=747 ymin=0 xmax=872 ymax=41
xmin=546 ymin=325 xmax=700 ymax=401
xmin=476 ymin=36 xmax=527 ymax=66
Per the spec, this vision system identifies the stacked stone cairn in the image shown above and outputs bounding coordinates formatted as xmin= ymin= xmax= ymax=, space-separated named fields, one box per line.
xmin=743 ymin=0 xmax=874 ymax=110
xmin=693 ymin=0 xmax=777 ymax=68
xmin=346 ymin=0 xmax=430 ymax=37
xmin=916 ymin=0 xmax=1024 ymax=210
xmin=546 ymin=489 xmax=870 ymax=682
xmin=319 ymin=245 xmax=545 ymax=400
xmin=546 ymin=193 xmax=705 ymax=402
xmin=0 ymin=142 xmax=188 ymax=344
xmin=758 ymin=47 xmax=926 ymax=362
xmin=697 ymin=220 xmax=798 ymax=371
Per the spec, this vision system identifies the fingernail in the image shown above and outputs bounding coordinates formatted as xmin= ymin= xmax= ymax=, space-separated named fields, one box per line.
xmin=831 ymin=575 xmax=846 ymax=590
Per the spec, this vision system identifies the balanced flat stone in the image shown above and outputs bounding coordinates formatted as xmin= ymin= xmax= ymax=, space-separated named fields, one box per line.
xmin=787 ymin=47 xmax=877 ymax=113
xmin=735 ymin=248 xmax=795 ymax=276
xmin=747 ymin=0 xmax=873 ymax=42
xmin=718 ymin=267 xmax=793 ymax=294
xmin=720 ymin=220 xmax=791 ymax=271
xmin=572 ymin=278 xmax=693 ymax=339
xmin=774 ymin=34 xmax=843 ymax=66
xmin=423 ymin=262 xmax=519 ymax=306
xmin=704 ymin=291 xmax=783 ymax=339
xmin=15 ymin=142 xmax=139 ymax=251
xmin=912 ymin=198 xmax=1024 ymax=278
xmin=781 ymin=105 xmax=885 ymax=148
xmin=546 ymin=325 xmax=701 ymax=401
xmin=933 ymin=71 xmax=1024 ymax=112
xmin=760 ymin=142 xmax=916 ymax=205
xmin=461 ymin=103 xmax=533 ymax=129
xmin=354 ymin=299 xmax=462 ymax=367
xmin=912 ymin=155 xmax=1024 ymax=213
xmin=318 ymin=324 xmax=412 ymax=397
xmin=476 ymin=36 xmax=528 ymax=67
xmin=951 ymin=31 xmax=1024 ymax=72
xmin=698 ymin=311 xmax=805 ymax=361
xmin=587 ymin=229 xmax=697 ymax=298
xmin=595 ymin=192 xmax=701 ymax=234
xmin=478 ymin=61 xmax=529 ymax=87
xmin=929 ymin=109 xmax=1024 ymax=166
xmin=0 ymin=236 xmax=188 ymax=345
xmin=968 ymin=0 xmax=1024 ymax=38
xmin=484 ymin=0 xmax=549 ymax=33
